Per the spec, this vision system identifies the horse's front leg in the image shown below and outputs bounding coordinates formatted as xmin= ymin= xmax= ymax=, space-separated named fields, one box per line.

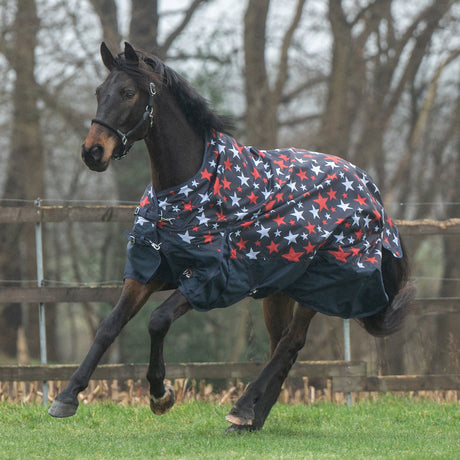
xmin=48 ymin=278 xmax=164 ymax=418
xmin=147 ymin=290 xmax=192 ymax=415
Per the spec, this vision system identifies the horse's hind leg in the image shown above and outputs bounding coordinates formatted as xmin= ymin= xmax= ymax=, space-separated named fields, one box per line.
xmin=226 ymin=303 xmax=315 ymax=430
xmin=146 ymin=290 xmax=191 ymax=415
xmin=263 ymin=292 xmax=296 ymax=357
xmin=48 ymin=279 xmax=162 ymax=418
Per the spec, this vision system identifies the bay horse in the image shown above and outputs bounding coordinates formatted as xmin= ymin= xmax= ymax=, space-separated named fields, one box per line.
xmin=49 ymin=42 xmax=415 ymax=432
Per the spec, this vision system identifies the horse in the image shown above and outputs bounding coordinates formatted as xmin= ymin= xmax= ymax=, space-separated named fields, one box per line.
xmin=48 ymin=42 xmax=415 ymax=432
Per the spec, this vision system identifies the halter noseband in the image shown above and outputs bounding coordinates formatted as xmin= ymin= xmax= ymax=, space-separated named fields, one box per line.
xmin=91 ymin=81 xmax=156 ymax=160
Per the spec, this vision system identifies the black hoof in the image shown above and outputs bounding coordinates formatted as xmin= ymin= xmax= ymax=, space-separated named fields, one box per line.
xmin=48 ymin=399 xmax=79 ymax=418
xmin=225 ymin=424 xmax=257 ymax=434
xmin=225 ymin=405 xmax=255 ymax=426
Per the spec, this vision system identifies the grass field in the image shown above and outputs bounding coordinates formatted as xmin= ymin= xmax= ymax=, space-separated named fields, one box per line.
xmin=0 ymin=396 xmax=459 ymax=459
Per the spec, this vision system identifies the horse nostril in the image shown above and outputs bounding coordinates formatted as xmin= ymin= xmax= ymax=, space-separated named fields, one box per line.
xmin=89 ymin=145 xmax=104 ymax=161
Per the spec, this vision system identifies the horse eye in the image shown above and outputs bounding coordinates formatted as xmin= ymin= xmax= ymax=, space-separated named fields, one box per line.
xmin=123 ymin=89 xmax=136 ymax=100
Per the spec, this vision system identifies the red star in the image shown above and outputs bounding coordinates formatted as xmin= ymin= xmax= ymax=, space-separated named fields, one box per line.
xmin=222 ymin=177 xmax=232 ymax=190
xmin=366 ymin=256 xmax=378 ymax=264
xmin=224 ymin=157 xmax=233 ymax=170
xmin=247 ymin=191 xmax=258 ymax=205
xmin=236 ymin=238 xmax=248 ymax=250
xmin=241 ymin=220 xmax=253 ymax=229
xmin=201 ymin=168 xmax=212 ymax=181
xmin=313 ymin=193 xmax=328 ymax=211
xmin=273 ymin=214 xmax=286 ymax=226
xmin=183 ymin=201 xmax=192 ymax=211
xmin=282 ymin=247 xmax=303 ymax=262
xmin=350 ymin=247 xmax=361 ymax=257
xmin=305 ymin=222 xmax=316 ymax=233
xmin=354 ymin=195 xmax=367 ymax=206
xmin=296 ymin=170 xmax=308 ymax=181
xmin=231 ymin=248 xmax=237 ymax=259
xmin=213 ymin=177 xmax=222 ymax=196
xmin=140 ymin=196 xmax=149 ymax=207
xmin=373 ymin=209 xmax=381 ymax=221
xmin=265 ymin=200 xmax=275 ymax=211
xmin=267 ymin=241 xmax=279 ymax=253
xmin=274 ymin=159 xmax=288 ymax=169
xmin=326 ymin=188 xmax=337 ymax=201
xmin=251 ymin=167 xmax=261 ymax=180
xmin=204 ymin=233 xmax=213 ymax=243
xmin=275 ymin=192 xmax=284 ymax=202
xmin=216 ymin=210 xmax=226 ymax=221
xmin=355 ymin=229 xmax=364 ymax=240
xmin=303 ymin=242 xmax=316 ymax=254
xmin=329 ymin=247 xmax=350 ymax=263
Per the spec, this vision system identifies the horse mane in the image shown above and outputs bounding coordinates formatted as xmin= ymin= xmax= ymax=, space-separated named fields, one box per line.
xmin=113 ymin=49 xmax=233 ymax=137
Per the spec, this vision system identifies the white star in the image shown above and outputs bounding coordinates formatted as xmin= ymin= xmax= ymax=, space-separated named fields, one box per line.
xmin=363 ymin=215 xmax=372 ymax=227
xmin=230 ymin=192 xmax=241 ymax=207
xmin=291 ymin=208 xmax=304 ymax=221
xmin=342 ymin=178 xmax=354 ymax=191
xmin=352 ymin=213 xmax=360 ymax=226
xmin=325 ymin=160 xmax=339 ymax=169
xmin=235 ymin=207 xmax=248 ymax=220
xmin=284 ymin=230 xmax=298 ymax=244
xmin=179 ymin=231 xmax=194 ymax=244
xmin=179 ymin=185 xmax=193 ymax=197
xmin=135 ymin=216 xmax=149 ymax=226
xmin=309 ymin=206 xmax=320 ymax=219
xmin=257 ymin=225 xmax=270 ymax=239
xmin=196 ymin=212 xmax=210 ymax=226
xmin=334 ymin=232 xmax=345 ymax=244
xmin=230 ymin=145 xmax=240 ymax=158
xmin=287 ymin=181 xmax=297 ymax=192
xmin=246 ymin=248 xmax=259 ymax=260
xmin=262 ymin=188 xmax=272 ymax=201
xmin=237 ymin=173 xmax=250 ymax=187
xmin=337 ymin=200 xmax=352 ymax=212
xmin=198 ymin=192 xmax=210 ymax=204
xmin=158 ymin=198 xmax=168 ymax=209
xmin=321 ymin=229 xmax=332 ymax=239
xmin=311 ymin=164 xmax=323 ymax=175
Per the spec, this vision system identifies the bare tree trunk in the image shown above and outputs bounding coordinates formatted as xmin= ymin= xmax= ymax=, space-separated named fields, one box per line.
xmin=0 ymin=0 xmax=44 ymax=360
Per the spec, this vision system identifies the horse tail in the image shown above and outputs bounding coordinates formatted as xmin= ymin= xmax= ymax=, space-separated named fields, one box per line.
xmin=359 ymin=238 xmax=416 ymax=337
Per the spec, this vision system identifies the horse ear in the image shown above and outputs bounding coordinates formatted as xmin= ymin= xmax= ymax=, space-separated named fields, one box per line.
xmin=100 ymin=42 xmax=115 ymax=70
xmin=124 ymin=42 xmax=139 ymax=65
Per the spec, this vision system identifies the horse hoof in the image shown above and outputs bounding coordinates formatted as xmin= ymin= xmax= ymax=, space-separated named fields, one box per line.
xmin=48 ymin=399 xmax=79 ymax=418
xmin=225 ymin=424 xmax=257 ymax=434
xmin=225 ymin=406 xmax=255 ymax=426
xmin=150 ymin=382 xmax=175 ymax=415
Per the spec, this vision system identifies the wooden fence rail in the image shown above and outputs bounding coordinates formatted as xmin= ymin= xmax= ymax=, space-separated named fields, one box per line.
xmin=1 ymin=361 xmax=459 ymax=393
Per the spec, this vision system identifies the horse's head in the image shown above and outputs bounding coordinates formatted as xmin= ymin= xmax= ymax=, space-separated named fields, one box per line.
xmin=82 ymin=42 xmax=156 ymax=172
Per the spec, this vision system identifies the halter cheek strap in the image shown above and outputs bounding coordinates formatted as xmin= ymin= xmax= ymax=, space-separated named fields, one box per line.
xmin=91 ymin=81 xmax=156 ymax=160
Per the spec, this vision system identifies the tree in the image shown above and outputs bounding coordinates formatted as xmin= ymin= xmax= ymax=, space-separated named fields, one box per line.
xmin=0 ymin=0 xmax=47 ymax=360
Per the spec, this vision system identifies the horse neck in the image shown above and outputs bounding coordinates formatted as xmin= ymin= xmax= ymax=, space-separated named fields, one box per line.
xmin=144 ymin=90 xmax=204 ymax=192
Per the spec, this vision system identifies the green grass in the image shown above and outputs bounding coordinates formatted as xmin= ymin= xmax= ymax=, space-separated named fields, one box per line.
xmin=0 ymin=397 xmax=459 ymax=459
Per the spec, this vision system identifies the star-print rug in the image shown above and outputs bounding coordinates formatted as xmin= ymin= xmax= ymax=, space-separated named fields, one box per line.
xmin=124 ymin=131 xmax=402 ymax=318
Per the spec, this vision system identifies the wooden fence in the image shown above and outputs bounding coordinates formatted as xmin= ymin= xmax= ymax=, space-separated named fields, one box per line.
xmin=0 ymin=206 xmax=459 ymax=396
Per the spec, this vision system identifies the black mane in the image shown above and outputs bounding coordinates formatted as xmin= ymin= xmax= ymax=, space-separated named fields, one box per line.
xmin=113 ymin=50 xmax=233 ymax=137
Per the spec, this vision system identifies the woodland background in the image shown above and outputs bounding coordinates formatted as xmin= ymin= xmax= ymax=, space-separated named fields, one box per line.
xmin=0 ymin=0 xmax=459 ymax=376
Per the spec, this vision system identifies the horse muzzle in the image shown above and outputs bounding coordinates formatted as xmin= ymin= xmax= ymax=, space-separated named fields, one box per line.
xmin=81 ymin=143 xmax=111 ymax=172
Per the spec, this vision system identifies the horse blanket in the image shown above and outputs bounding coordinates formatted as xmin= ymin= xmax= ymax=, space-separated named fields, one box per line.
xmin=124 ymin=131 xmax=403 ymax=318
